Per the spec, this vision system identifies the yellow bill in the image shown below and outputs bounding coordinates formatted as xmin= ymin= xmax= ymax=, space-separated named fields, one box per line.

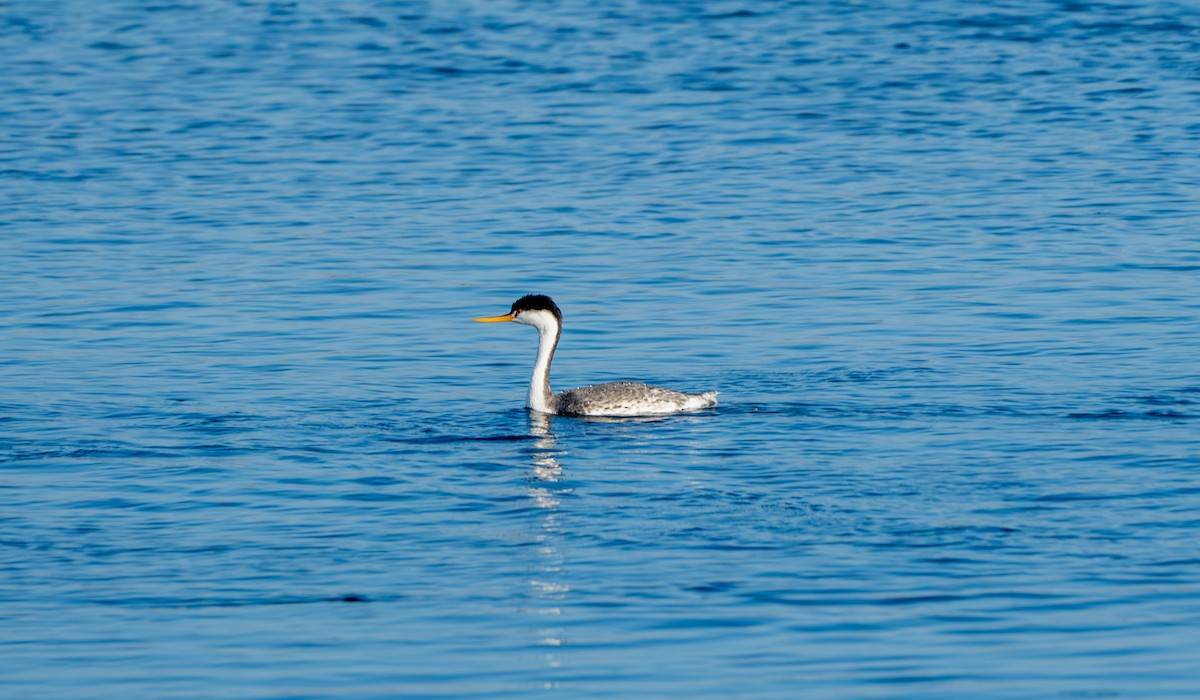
xmin=473 ymin=312 xmax=515 ymax=323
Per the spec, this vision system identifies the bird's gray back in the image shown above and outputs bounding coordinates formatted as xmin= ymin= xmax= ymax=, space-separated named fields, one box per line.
xmin=556 ymin=381 xmax=717 ymax=416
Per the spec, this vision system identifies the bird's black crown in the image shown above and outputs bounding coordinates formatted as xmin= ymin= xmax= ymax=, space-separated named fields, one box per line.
xmin=511 ymin=294 xmax=562 ymax=319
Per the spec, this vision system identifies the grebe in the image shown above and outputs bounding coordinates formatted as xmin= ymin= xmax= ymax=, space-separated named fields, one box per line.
xmin=474 ymin=294 xmax=718 ymax=417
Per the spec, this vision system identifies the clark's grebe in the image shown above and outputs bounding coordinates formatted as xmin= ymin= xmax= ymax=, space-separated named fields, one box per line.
xmin=474 ymin=294 xmax=717 ymax=417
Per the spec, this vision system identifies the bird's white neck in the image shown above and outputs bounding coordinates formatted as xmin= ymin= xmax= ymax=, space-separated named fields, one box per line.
xmin=521 ymin=311 xmax=560 ymax=414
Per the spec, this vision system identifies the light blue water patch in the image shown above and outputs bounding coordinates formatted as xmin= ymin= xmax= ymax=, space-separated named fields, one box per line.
xmin=3 ymin=1 xmax=1200 ymax=698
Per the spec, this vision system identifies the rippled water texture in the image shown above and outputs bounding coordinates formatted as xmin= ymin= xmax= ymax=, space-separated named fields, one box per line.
xmin=3 ymin=1 xmax=1200 ymax=697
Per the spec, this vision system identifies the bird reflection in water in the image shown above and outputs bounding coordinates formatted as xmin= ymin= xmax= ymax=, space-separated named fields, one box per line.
xmin=526 ymin=411 xmax=568 ymax=683
xmin=529 ymin=411 xmax=563 ymax=484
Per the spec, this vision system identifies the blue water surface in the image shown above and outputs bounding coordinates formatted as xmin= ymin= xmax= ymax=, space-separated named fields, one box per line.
xmin=3 ymin=1 xmax=1200 ymax=697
